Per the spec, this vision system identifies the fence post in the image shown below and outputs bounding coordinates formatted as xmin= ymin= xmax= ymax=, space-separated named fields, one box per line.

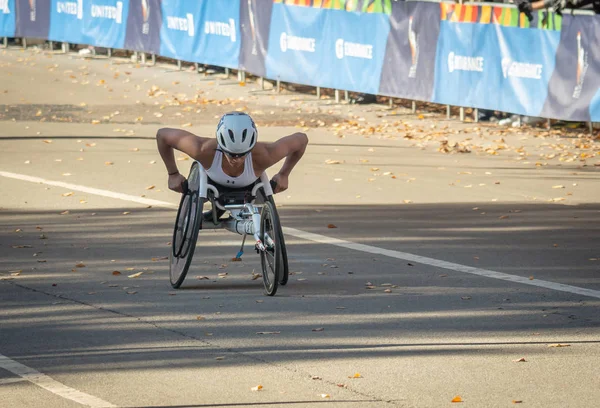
xmin=194 ymin=62 xmax=199 ymax=73
xmin=276 ymin=78 xmax=280 ymax=93
xmin=62 ymin=42 xmax=68 ymax=53
xmin=316 ymin=86 xmax=320 ymax=99
xmin=177 ymin=59 xmax=181 ymax=71
xmin=547 ymin=118 xmax=551 ymax=129
xmin=225 ymin=67 xmax=230 ymax=78
xmin=335 ymin=90 xmax=340 ymax=103
xmin=588 ymin=122 xmax=593 ymax=134
xmin=22 ymin=38 xmax=27 ymax=49
xmin=151 ymin=53 xmax=156 ymax=65
xmin=411 ymin=101 xmax=416 ymax=114
xmin=344 ymin=90 xmax=349 ymax=102
xmin=460 ymin=107 xmax=465 ymax=121
xmin=2 ymin=37 xmax=7 ymax=48
xmin=474 ymin=108 xmax=479 ymax=123
xmin=389 ymin=98 xmax=393 ymax=108
xmin=141 ymin=53 xmax=146 ymax=64
xmin=49 ymin=41 xmax=54 ymax=51
xmin=446 ymin=105 xmax=451 ymax=119
xmin=107 ymin=48 xmax=112 ymax=58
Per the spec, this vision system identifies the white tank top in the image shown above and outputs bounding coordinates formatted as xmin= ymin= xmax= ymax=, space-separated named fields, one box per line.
xmin=205 ymin=150 xmax=258 ymax=188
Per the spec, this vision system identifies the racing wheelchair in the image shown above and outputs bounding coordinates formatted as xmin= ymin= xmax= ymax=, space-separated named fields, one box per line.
xmin=169 ymin=161 xmax=289 ymax=296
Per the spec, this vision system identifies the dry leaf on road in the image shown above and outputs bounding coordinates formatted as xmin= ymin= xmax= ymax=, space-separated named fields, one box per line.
xmin=251 ymin=385 xmax=263 ymax=391
xmin=451 ymin=396 xmax=463 ymax=403
xmin=128 ymin=272 xmax=144 ymax=278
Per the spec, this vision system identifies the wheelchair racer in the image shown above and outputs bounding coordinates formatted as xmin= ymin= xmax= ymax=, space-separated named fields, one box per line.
xmin=156 ymin=112 xmax=308 ymax=220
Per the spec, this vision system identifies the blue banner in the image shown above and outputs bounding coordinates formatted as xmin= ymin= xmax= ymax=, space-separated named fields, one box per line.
xmin=82 ymin=0 xmax=129 ymax=49
xmin=433 ymin=21 xmax=501 ymax=111
xmin=265 ymin=3 xmax=326 ymax=87
xmin=159 ymin=0 xmax=200 ymax=62
xmin=191 ymin=1 xmax=240 ymax=69
xmin=0 ymin=0 xmax=16 ymax=37
xmin=48 ymin=0 xmax=85 ymax=43
xmin=322 ymin=9 xmax=389 ymax=94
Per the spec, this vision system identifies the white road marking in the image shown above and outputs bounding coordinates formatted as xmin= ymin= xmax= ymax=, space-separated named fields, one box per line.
xmin=0 ymin=171 xmax=177 ymax=209
xmin=283 ymin=228 xmax=600 ymax=300
xmin=2 ymin=170 xmax=600 ymax=300
xmin=0 ymin=354 xmax=116 ymax=407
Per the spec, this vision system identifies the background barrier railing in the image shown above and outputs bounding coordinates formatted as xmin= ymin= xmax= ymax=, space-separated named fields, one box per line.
xmin=0 ymin=0 xmax=599 ymax=125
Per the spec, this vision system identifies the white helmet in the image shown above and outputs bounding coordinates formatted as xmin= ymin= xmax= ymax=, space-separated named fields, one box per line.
xmin=215 ymin=112 xmax=258 ymax=156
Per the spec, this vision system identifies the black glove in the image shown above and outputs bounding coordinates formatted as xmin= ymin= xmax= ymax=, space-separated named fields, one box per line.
xmin=515 ymin=0 xmax=534 ymax=21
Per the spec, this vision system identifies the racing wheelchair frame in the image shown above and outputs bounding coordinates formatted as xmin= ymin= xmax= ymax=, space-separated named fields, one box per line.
xmin=169 ymin=161 xmax=289 ymax=296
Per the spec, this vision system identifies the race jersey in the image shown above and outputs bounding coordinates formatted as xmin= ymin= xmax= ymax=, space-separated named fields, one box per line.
xmin=205 ymin=150 xmax=258 ymax=188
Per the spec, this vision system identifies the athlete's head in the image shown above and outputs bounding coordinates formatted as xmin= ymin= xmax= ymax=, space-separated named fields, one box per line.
xmin=215 ymin=112 xmax=257 ymax=159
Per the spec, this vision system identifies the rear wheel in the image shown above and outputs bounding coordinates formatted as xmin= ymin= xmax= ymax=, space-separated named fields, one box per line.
xmin=268 ymin=196 xmax=289 ymax=286
xmin=260 ymin=201 xmax=281 ymax=296
xmin=169 ymin=162 xmax=203 ymax=289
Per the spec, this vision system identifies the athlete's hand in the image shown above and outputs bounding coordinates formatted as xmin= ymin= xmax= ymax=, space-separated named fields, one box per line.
xmin=168 ymin=172 xmax=187 ymax=193
xmin=271 ymin=173 xmax=288 ymax=194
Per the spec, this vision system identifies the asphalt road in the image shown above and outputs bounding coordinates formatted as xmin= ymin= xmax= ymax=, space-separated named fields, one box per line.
xmin=1 ymin=46 xmax=599 ymax=408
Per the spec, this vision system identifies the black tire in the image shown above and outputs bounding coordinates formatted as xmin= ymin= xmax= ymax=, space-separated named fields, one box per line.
xmin=169 ymin=162 xmax=203 ymax=289
xmin=268 ymin=196 xmax=289 ymax=286
xmin=260 ymin=201 xmax=281 ymax=296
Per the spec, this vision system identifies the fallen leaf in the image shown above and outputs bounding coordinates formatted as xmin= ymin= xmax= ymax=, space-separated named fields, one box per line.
xmin=126 ymin=291 xmax=137 ymax=295
xmin=215 ymin=357 xmax=225 ymax=360
xmin=325 ymin=159 xmax=344 ymax=165
xmin=196 ymin=276 xmax=210 ymax=280
xmin=513 ymin=357 xmax=527 ymax=362
xmin=312 ymin=328 xmax=324 ymax=332
xmin=122 ymin=212 xmax=130 ymax=215
xmin=128 ymin=272 xmax=143 ymax=278
xmin=320 ymin=394 xmax=330 ymax=399
xmin=10 ymin=270 xmax=22 ymax=276
xmin=327 ymin=224 xmax=337 ymax=229
xmin=529 ymin=276 xmax=534 ymax=280
xmin=12 ymin=245 xmax=32 ymax=249
xmin=384 ymin=289 xmax=392 ymax=293
xmin=105 ymin=161 xmax=114 ymax=165
xmin=311 ymin=376 xmax=322 ymax=380
xmin=196 ymin=316 xmax=205 ymax=320
xmin=43 ymin=140 xmax=53 ymax=144
xmin=146 ymin=185 xmax=155 ymax=190
xmin=499 ymin=215 xmax=509 ymax=220
xmin=62 ymin=192 xmax=74 ymax=197
xmin=512 ymin=400 xmax=523 ymax=404
xmin=181 ymin=123 xmax=192 ymax=128
xmin=349 ymin=373 xmax=362 ymax=379
xmin=151 ymin=256 xmax=168 ymax=261
xmin=75 ymin=263 xmax=86 ymax=268
xmin=552 ymin=185 xmax=565 ymax=189
xmin=251 ymin=385 xmax=263 ymax=391
xmin=548 ymin=344 xmax=571 ymax=348
xmin=112 ymin=271 xmax=121 ymax=276
xmin=451 ymin=396 xmax=463 ymax=403
xmin=60 ymin=211 xmax=70 ymax=215
xmin=231 ymin=257 xmax=242 ymax=262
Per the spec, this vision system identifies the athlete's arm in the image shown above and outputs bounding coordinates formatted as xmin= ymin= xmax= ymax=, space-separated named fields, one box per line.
xmin=255 ymin=132 xmax=308 ymax=193
xmin=156 ymin=127 xmax=209 ymax=192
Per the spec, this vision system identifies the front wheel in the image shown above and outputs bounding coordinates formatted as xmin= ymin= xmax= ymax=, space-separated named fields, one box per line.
xmin=169 ymin=162 xmax=203 ymax=289
xmin=260 ymin=201 xmax=281 ymax=296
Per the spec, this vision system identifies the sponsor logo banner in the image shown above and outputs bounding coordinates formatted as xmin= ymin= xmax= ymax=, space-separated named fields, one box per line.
xmin=379 ymin=1 xmax=440 ymax=101
xmin=48 ymin=0 xmax=85 ymax=42
xmin=81 ymin=0 xmax=129 ymax=48
xmin=16 ymin=0 xmax=50 ymax=38
xmin=493 ymin=24 xmax=559 ymax=116
xmin=540 ymin=14 xmax=600 ymax=121
xmin=239 ymin=0 xmax=273 ymax=77
xmin=159 ymin=0 xmax=201 ymax=61
xmin=266 ymin=3 xmax=389 ymax=93
xmin=265 ymin=3 xmax=326 ymax=87
xmin=432 ymin=21 xmax=499 ymax=109
xmin=191 ymin=0 xmax=240 ymax=69
xmin=124 ymin=0 xmax=161 ymax=54
xmin=322 ymin=10 xmax=389 ymax=93
xmin=0 ymin=0 xmax=16 ymax=37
